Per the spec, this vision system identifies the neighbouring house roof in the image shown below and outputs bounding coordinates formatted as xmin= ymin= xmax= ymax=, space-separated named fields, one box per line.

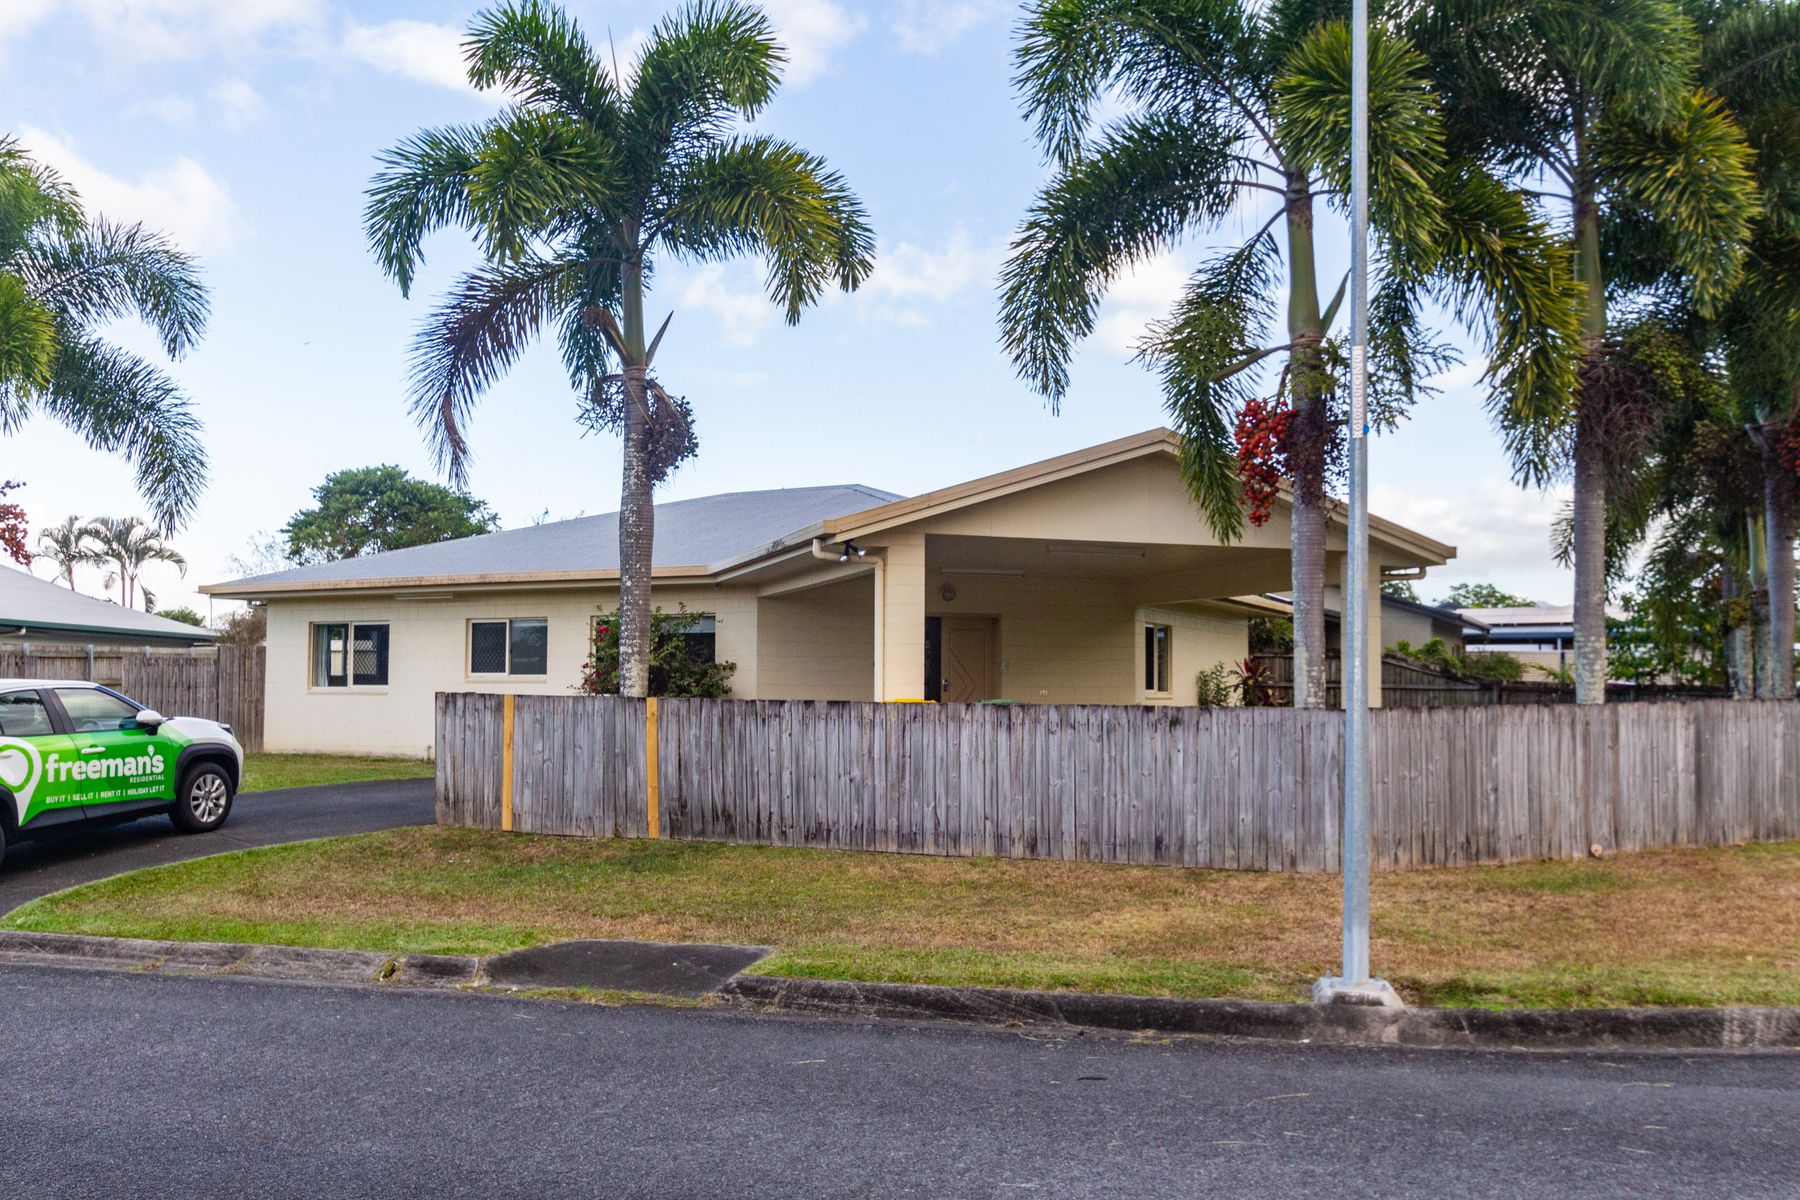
xmin=205 ymin=429 xmax=1457 ymax=600
xmin=1459 ymin=604 xmax=1625 ymax=636
xmin=0 ymin=567 xmax=218 ymax=643
xmin=206 ymin=485 xmax=902 ymax=596
xmin=1260 ymin=590 xmax=1486 ymax=632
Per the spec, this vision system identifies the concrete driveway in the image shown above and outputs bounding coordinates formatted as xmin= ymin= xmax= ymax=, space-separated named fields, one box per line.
xmin=0 ymin=777 xmax=435 ymax=914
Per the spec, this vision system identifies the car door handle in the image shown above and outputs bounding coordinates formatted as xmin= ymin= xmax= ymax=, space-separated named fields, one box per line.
xmin=79 ymin=746 xmax=106 ymax=754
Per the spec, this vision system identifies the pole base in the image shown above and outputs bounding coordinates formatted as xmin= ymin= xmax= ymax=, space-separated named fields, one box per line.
xmin=1312 ymin=977 xmax=1405 ymax=1009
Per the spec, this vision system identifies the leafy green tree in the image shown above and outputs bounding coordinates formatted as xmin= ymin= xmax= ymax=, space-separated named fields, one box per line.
xmin=364 ymin=1 xmax=873 ymax=696
xmin=153 ymin=606 xmax=205 ymax=627
xmin=0 ymin=138 xmax=209 ymax=530
xmin=1000 ymin=0 xmax=1579 ymax=708
xmin=1379 ymin=579 xmax=1420 ymax=602
xmin=1438 ymin=582 xmax=1538 ymax=610
xmin=86 ymin=515 xmax=185 ymax=609
xmin=282 ymin=465 xmax=500 ymax=564
xmin=1411 ymin=0 xmax=1761 ymax=703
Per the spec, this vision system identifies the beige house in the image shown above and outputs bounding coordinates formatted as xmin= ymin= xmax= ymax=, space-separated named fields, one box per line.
xmin=207 ymin=429 xmax=1454 ymax=757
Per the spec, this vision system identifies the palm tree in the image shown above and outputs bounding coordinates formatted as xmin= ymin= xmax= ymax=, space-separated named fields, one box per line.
xmin=86 ymin=516 xmax=186 ymax=610
xmin=35 ymin=515 xmax=99 ymax=589
xmin=0 ymin=138 xmax=210 ymax=531
xmin=1411 ymin=1 xmax=1762 ymax=703
xmin=1001 ymin=0 xmax=1579 ymax=708
xmin=364 ymin=0 xmax=874 ymax=696
xmin=1690 ymin=0 xmax=1800 ymax=698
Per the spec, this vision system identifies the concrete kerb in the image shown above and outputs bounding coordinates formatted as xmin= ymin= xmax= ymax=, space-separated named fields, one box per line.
xmin=4 ymin=929 xmax=1798 ymax=1052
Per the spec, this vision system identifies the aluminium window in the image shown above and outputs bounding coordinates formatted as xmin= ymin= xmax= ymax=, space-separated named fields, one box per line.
xmin=470 ymin=619 xmax=549 ymax=677
xmin=311 ymin=623 xmax=389 ymax=688
xmin=1144 ymin=623 xmax=1172 ymax=694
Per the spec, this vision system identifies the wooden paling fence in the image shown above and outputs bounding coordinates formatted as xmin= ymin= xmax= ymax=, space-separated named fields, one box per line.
xmin=1252 ymin=653 xmax=1728 ymax=707
xmin=436 ymin=694 xmax=1800 ymax=872
xmin=0 ymin=643 xmax=265 ymax=750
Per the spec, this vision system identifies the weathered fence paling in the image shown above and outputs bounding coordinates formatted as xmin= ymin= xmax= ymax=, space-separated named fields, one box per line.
xmin=435 ymin=694 xmax=1799 ymax=871
xmin=0 ymin=643 xmax=264 ymax=750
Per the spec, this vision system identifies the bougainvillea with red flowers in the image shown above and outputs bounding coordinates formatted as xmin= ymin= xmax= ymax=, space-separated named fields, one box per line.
xmin=0 ymin=483 xmax=29 ymax=567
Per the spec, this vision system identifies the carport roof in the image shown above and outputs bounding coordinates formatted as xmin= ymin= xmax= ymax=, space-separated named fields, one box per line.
xmin=0 ymin=567 xmax=219 ymax=643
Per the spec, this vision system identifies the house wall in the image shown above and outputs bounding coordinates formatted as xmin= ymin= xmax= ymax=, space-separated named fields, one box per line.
xmin=260 ymin=584 xmax=755 ymax=757
xmin=1138 ymin=604 xmax=1251 ymax=705
xmin=756 ymin=575 xmax=875 ymax=700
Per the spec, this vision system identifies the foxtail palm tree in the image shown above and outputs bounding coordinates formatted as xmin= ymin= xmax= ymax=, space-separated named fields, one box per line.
xmin=35 ymin=514 xmax=99 ymax=589
xmin=1001 ymin=0 xmax=1580 ymax=707
xmin=0 ymin=138 xmax=210 ymax=531
xmin=1411 ymin=0 xmax=1762 ymax=703
xmin=364 ymin=0 xmax=874 ymax=696
xmin=87 ymin=516 xmax=185 ymax=609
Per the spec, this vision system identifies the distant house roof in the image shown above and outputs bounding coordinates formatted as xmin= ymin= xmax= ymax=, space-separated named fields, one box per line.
xmin=0 ymin=567 xmax=217 ymax=644
xmin=1383 ymin=592 xmax=1489 ymax=632
xmin=207 ymin=485 xmax=903 ymax=596
xmin=1458 ymin=604 xmax=1626 ymax=641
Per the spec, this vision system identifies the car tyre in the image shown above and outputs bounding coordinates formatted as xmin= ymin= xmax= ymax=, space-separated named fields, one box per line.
xmin=171 ymin=762 xmax=234 ymax=833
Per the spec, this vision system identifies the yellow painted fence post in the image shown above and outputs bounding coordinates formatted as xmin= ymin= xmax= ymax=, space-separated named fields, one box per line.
xmin=645 ymin=696 xmax=660 ymax=839
xmin=500 ymin=693 xmax=515 ymax=833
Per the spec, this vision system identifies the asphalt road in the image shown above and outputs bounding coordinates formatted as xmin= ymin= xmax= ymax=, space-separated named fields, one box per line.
xmin=0 ymin=965 xmax=1793 ymax=1200
xmin=0 ymin=778 xmax=435 ymax=913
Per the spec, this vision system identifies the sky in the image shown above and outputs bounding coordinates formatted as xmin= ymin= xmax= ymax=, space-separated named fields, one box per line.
xmin=2 ymin=0 xmax=1573 ymax=621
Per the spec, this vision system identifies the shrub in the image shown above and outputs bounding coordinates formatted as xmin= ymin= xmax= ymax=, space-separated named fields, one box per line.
xmin=1194 ymin=663 xmax=1235 ymax=707
xmin=579 ymin=604 xmax=736 ymax=698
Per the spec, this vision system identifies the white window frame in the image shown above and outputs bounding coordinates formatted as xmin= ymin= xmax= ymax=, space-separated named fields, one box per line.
xmin=468 ymin=618 xmax=550 ymax=679
xmin=308 ymin=621 xmax=390 ymax=691
xmin=1143 ymin=622 xmax=1173 ymax=697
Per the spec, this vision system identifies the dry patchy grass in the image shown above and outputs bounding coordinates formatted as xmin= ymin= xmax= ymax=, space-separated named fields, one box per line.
xmin=8 ymin=829 xmax=1796 ymax=1009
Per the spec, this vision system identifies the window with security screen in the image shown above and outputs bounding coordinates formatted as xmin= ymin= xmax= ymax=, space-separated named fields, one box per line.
xmin=469 ymin=619 xmax=549 ymax=677
xmin=311 ymin=622 xmax=388 ymax=688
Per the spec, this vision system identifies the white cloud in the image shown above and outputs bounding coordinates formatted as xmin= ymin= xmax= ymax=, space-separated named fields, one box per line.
xmin=0 ymin=0 xmax=52 ymax=53
xmin=211 ymin=78 xmax=265 ymax=129
xmin=36 ymin=0 xmax=324 ymax=61
xmin=137 ymin=94 xmax=199 ymax=124
xmin=342 ymin=18 xmax=480 ymax=94
xmin=679 ymin=264 xmax=780 ymax=348
xmin=1091 ymin=252 xmax=1190 ymax=356
xmin=850 ymin=227 xmax=1006 ymax=327
xmin=1373 ymin=476 xmax=1571 ymax=592
xmin=890 ymin=0 xmax=1007 ymax=56
xmin=19 ymin=127 xmax=247 ymax=255
xmin=759 ymin=0 xmax=864 ymax=86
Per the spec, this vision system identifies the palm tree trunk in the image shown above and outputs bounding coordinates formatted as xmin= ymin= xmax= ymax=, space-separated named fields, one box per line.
xmin=1571 ymin=189 xmax=1609 ymax=706
xmin=1723 ymin=563 xmax=1756 ymax=699
xmin=616 ymin=252 xmax=655 ymax=699
xmin=1284 ymin=177 xmax=1328 ymax=710
xmin=1759 ymin=431 xmax=1795 ymax=699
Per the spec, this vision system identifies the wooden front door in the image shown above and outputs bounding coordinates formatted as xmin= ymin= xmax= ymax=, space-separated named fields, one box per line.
xmin=939 ymin=616 xmax=998 ymax=703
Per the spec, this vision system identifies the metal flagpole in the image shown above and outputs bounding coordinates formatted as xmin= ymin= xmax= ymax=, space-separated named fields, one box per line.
xmin=1316 ymin=0 xmax=1397 ymax=1009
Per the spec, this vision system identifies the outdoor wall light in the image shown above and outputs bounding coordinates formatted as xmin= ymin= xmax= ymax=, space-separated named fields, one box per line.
xmin=839 ymin=540 xmax=866 ymax=561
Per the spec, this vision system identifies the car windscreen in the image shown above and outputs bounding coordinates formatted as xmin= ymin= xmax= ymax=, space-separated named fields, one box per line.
xmin=54 ymin=687 xmax=143 ymax=733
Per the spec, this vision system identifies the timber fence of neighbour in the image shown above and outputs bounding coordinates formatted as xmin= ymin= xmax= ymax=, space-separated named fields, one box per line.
xmin=1251 ymin=653 xmax=1728 ymax=708
xmin=436 ymin=693 xmax=1799 ymax=872
xmin=0 ymin=642 xmax=265 ymax=750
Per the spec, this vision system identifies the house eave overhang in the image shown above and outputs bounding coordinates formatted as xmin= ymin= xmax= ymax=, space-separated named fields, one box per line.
xmin=202 ymin=564 xmax=714 ymax=601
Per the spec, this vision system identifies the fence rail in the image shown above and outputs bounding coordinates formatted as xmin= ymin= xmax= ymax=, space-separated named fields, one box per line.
xmin=0 ymin=642 xmax=265 ymax=750
xmin=436 ymin=694 xmax=1799 ymax=871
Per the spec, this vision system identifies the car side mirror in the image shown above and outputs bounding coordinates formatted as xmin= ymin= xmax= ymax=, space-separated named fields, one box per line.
xmin=135 ymin=709 xmax=167 ymax=729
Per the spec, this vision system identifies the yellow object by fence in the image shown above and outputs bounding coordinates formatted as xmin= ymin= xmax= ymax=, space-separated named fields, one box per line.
xmin=645 ymin=696 xmax=660 ymax=839
xmin=500 ymin=693 xmax=515 ymax=833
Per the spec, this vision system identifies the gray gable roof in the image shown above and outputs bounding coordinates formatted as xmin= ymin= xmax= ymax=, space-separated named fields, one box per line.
xmin=218 ymin=484 xmax=903 ymax=591
xmin=0 ymin=567 xmax=218 ymax=642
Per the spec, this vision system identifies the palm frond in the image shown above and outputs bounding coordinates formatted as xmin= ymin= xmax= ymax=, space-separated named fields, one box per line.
xmin=465 ymin=0 xmax=623 ymax=123
xmin=657 ymin=135 xmax=874 ymax=320
xmin=407 ymin=257 xmax=578 ymax=486
xmin=0 ymin=136 xmax=83 ymax=255
xmin=466 ymin=108 xmax=619 ymax=262
xmin=16 ymin=218 xmax=207 ymax=357
xmin=999 ymin=110 xmax=1251 ymax=405
xmin=1596 ymin=88 xmax=1761 ymax=314
xmin=39 ymin=337 xmax=207 ymax=531
xmin=364 ymin=124 xmax=487 ymax=295
xmin=1135 ymin=232 xmax=1285 ymax=541
xmin=0 ymin=273 xmax=58 ymax=418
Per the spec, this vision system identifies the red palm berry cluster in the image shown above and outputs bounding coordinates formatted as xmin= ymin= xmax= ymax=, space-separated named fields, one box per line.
xmin=1234 ymin=397 xmax=1291 ymax=526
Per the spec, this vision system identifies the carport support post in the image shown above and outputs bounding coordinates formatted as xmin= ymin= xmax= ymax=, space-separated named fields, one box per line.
xmin=1315 ymin=0 xmax=1400 ymax=1011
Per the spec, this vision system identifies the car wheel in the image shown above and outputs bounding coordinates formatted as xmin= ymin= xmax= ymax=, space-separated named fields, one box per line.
xmin=171 ymin=763 xmax=234 ymax=833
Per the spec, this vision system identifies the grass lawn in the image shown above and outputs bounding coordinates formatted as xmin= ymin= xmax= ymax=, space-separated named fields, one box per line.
xmin=240 ymin=753 xmax=434 ymax=793
xmin=7 ymin=828 xmax=1795 ymax=1010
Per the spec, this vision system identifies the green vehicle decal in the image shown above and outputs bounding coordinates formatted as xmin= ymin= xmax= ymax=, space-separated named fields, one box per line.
xmin=0 ymin=726 xmax=193 ymax=827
